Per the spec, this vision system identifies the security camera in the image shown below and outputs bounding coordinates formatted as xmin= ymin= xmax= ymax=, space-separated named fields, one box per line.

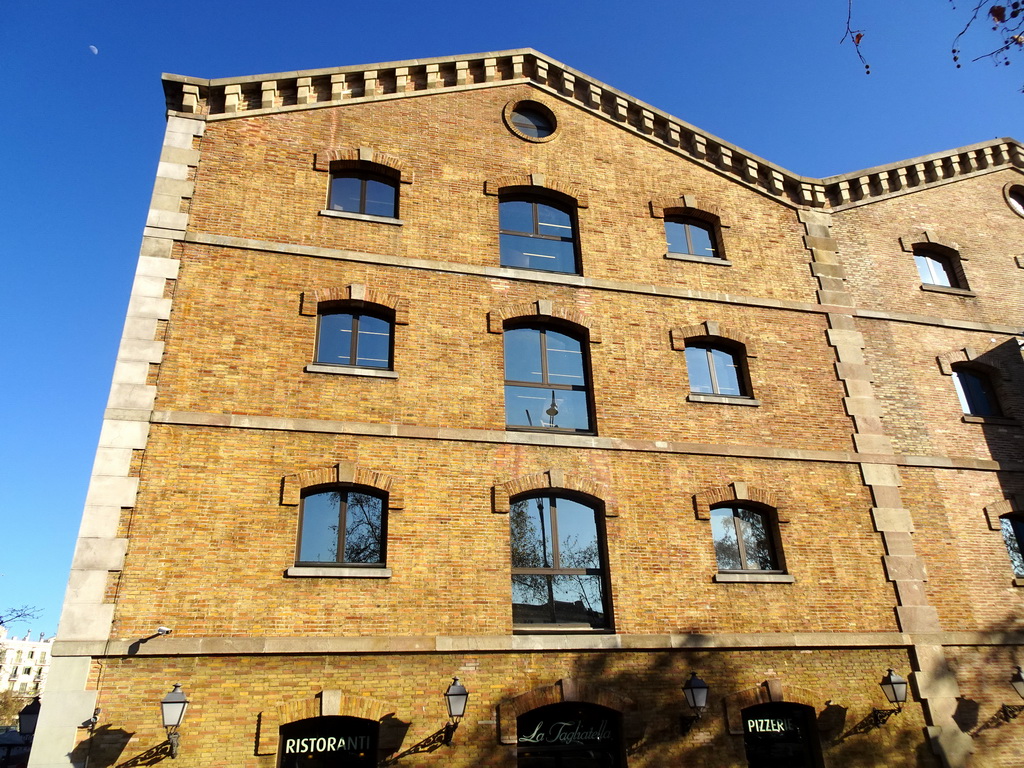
xmin=157 ymin=627 xmax=172 ymax=635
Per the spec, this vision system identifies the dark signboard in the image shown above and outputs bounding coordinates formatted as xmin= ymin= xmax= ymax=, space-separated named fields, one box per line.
xmin=741 ymin=702 xmax=824 ymax=768
xmin=517 ymin=702 xmax=623 ymax=768
xmin=279 ymin=716 xmax=378 ymax=768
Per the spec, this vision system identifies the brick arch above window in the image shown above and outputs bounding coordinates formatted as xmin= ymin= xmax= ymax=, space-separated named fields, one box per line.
xmin=258 ymin=693 xmax=392 ymax=754
xmin=299 ymin=283 xmax=410 ymax=324
xmin=484 ymin=173 xmax=589 ymax=207
xmin=487 ymin=300 xmax=601 ymax=342
xmin=313 ymin=146 xmax=414 ymax=184
xmin=899 ymin=229 xmax=968 ymax=260
xmin=282 ymin=461 xmax=404 ymax=509
xmin=649 ymin=194 xmax=728 ymax=227
xmin=983 ymin=495 xmax=1024 ymax=530
xmin=936 ymin=346 xmax=1009 ymax=379
xmin=492 ymin=469 xmax=618 ymax=517
xmin=670 ymin=321 xmax=759 ymax=357
xmin=692 ymin=481 xmax=788 ymax=522
xmin=497 ymin=678 xmax=635 ymax=744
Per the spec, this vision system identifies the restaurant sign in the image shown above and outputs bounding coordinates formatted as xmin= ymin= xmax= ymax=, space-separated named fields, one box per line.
xmin=741 ymin=702 xmax=823 ymax=768
xmin=279 ymin=716 xmax=378 ymax=768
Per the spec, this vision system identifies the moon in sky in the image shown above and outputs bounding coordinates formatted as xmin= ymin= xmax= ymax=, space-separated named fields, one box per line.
xmin=89 ymin=45 xmax=98 ymax=55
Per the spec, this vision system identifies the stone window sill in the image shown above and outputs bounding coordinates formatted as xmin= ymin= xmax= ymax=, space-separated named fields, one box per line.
xmin=305 ymin=363 xmax=398 ymax=379
xmin=513 ymin=626 xmax=615 ymax=635
xmin=319 ymin=209 xmax=404 ymax=226
xmin=962 ymin=414 xmax=1017 ymax=426
xmin=665 ymin=252 xmax=732 ymax=266
xmin=714 ymin=573 xmax=794 ymax=584
xmin=920 ymin=284 xmax=974 ymax=297
xmin=687 ymin=393 xmax=760 ymax=407
xmin=1013 ymin=578 xmax=1024 ymax=587
xmin=286 ymin=566 xmax=392 ymax=578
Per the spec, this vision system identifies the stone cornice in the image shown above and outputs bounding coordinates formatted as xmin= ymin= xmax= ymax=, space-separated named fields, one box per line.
xmin=162 ymin=49 xmax=1023 ymax=210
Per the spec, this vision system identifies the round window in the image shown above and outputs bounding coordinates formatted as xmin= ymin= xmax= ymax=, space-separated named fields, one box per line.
xmin=1007 ymin=184 xmax=1024 ymax=218
xmin=503 ymin=100 xmax=559 ymax=142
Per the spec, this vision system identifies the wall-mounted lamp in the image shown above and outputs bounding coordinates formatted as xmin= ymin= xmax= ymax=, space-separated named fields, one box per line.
xmin=442 ymin=677 xmax=469 ymax=745
xmin=680 ymin=672 xmax=709 ymax=734
xmin=160 ymin=684 xmax=189 ymax=758
xmin=18 ymin=696 xmax=41 ymax=743
xmin=998 ymin=665 xmax=1024 ymax=722
xmin=872 ymin=668 xmax=908 ymax=726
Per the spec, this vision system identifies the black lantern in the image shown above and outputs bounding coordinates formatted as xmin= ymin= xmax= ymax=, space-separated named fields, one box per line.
xmin=160 ymin=684 xmax=189 ymax=758
xmin=682 ymin=672 xmax=709 ymax=717
xmin=444 ymin=677 xmax=469 ymax=722
xmin=1011 ymin=666 xmax=1024 ymax=701
xmin=879 ymin=669 xmax=908 ymax=708
xmin=1000 ymin=665 xmax=1024 ymax=721
xmin=18 ymin=696 xmax=41 ymax=739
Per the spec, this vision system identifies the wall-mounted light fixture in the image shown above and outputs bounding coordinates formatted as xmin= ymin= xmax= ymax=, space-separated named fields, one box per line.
xmin=998 ymin=665 xmax=1024 ymax=722
xmin=680 ymin=672 xmax=709 ymax=734
xmin=872 ymin=668 xmax=908 ymax=726
xmin=160 ymin=684 xmax=189 ymax=758
xmin=442 ymin=677 xmax=469 ymax=745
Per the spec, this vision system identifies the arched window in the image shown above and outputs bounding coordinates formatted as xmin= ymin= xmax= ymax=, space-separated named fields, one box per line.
xmin=297 ymin=486 xmax=387 ymax=566
xmin=913 ymin=246 xmax=968 ymax=290
xmin=499 ymin=197 xmax=580 ymax=274
xmin=315 ymin=306 xmax=394 ymax=370
xmin=710 ymin=504 xmax=782 ymax=573
xmin=1000 ymin=515 xmax=1024 ymax=577
xmin=684 ymin=342 xmax=749 ymax=397
xmin=504 ymin=324 xmax=594 ymax=433
xmin=664 ymin=217 xmax=719 ymax=259
xmin=510 ymin=494 xmax=610 ymax=629
xmin=329 ymin=169 xmax=398 ymax=218
xmin=951 ymin=364 xmax=1002 ymax=417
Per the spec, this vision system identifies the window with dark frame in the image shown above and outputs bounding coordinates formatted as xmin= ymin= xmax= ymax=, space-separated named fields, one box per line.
xmin=499 ymin=197 xmax=579 ymax=274
xmin=510 ymin=494 xmax=610 ymax=629
xmin=951 ymin=364 xmax=1002 ymax=417
xmin=329 ymin=171 xmax=398 ymax=218
xmin=1000 ymin=515 xmax=1024 ymax=577
xmin=297 ymin=487 xmax=386 ymax=566
xmin=914 ymin=249 xmax=963 ymax=288
xmin=710 ymin=504 xmax=782 ymax=573
xmin=504 ymin=325 xmax=594 ymax=433
xmin=315 ymin=309 xmax=394 ymax=369
xmin=664 ymin=217 xmax=719 ymax=259
xmin=684 ymin=342 xmax=748 ymax=397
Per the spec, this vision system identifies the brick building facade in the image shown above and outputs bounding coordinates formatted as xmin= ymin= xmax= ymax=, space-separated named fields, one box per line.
xmin=31 ymin=50 xmax=1024 ymax=767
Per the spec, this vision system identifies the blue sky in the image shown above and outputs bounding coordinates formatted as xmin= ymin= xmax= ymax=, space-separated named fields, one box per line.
xmin=2 ymin=0 xmax=1022 ymax=637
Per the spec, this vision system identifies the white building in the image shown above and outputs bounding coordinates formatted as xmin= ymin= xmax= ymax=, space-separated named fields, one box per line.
xmin=0 ymin=628 xmax=52 ymax=696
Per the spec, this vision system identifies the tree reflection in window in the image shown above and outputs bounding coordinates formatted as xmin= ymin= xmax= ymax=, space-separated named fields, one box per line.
xmin=510 ymin=495 xmax=609 ymax=628
xmin=298 ymin=488 xmax=385 ymax=565
xmin=1001 ymin=516 xmax=1024 ymax=577
xmin=710 ymin=505 xmax=781 ymax=572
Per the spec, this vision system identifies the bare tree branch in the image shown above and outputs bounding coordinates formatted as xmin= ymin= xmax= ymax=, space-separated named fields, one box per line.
xmin=0 ymin=606 xmax=41 ymax=628
xmin=840 ymin=0 xmax=871 ymax=73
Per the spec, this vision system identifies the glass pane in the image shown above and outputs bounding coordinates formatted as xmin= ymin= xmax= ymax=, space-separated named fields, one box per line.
xmin=499 ymin=200 xmax=534 ymax=234
xmin=537 ymin=204 xmax=573 ymax=238
xmin=710 ymin=347 xmax=743 ymax=396
xmin=330 ymin=176 xmax=362 ymax=213
xmin=953 ymin=369 xmax=999 ymax=416
xmin=552 ymin=575 xmax=606 ymax=626
xmin=355 ymin=315 xmax=391 ymax=368
xmin=363 ymin=178 xmax=396 ymax=218
xmin=500 ymin=233 xmax=576 ymax=273
xmin=684 ymin=347 xmax=714 ymax=393
xmin=505 ymin=385 xmax=559 ymax=429
xmin=915 ymin=253 xmax=952 ymax=286
xmin=710 ymin=508 xmax=742 ymax=570
xmin=317 ymin=313 xmax=355 ymax=365
xmin=299 ymin=491 xmax=340 ymax=562
xmin=555 ymin=499 xmax=599 ymax=569
xmin=1001 ymin=518 xmax=1024 ymax=576
xmin=344 ymin=492 xmax=384 ymax=564
xmin=664 ymin=221 xmax=688 ymax=254
xmin=511 ymin=108 xmax=553 ymax=138
xmin=549 ymin=389 xmax=591 ymax=431
xmin=688 ymin=223 xmax=716 ymax=257
xmin=736 ymin=508 xmax=776 ymax=570
xmin=504 ymin=328 xmax=543 ymax=383
xmin=510 ymin=497 xmax=554 ymax=569
xmin=545 ymin=331 xmax=585 ymax=384
xmin=512 ymin=574 xmax=555 ymax=624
